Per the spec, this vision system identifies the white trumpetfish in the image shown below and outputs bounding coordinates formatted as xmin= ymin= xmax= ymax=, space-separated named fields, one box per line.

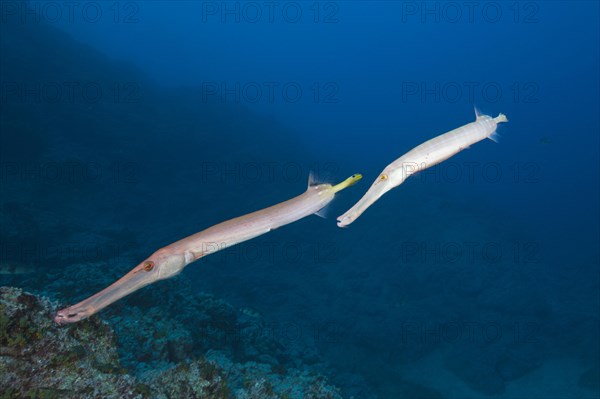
xmin=337 ymin=109 xmax=508 ymax=227
xmin=55 ymin=173 xmax=362 ymax=324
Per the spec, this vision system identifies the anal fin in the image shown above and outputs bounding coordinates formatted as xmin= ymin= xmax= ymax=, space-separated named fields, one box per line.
xmin=315 ymin=205 xmax=330 ymax=219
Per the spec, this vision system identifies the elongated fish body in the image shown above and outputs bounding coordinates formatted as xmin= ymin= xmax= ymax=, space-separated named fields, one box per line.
xmin=337 ymin=111 xmax=508 ymax=227
xmin=170 ymin=183 xmax=340 ymax=262
xmin=54 ymin=174 xmax=362 ymax=324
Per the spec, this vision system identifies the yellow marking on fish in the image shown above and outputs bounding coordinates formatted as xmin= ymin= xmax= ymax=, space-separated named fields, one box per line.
xmin=331 ymin=174 xmax=362 ymax=194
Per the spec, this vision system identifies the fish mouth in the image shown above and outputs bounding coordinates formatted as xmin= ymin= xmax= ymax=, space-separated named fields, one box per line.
xmin=54 ymin=263 xmax=157 ymax=325
xmin=54 ymin=306 xmax=92 ymax=325
xmin=337 ymin=180 xmax=391 ymax=227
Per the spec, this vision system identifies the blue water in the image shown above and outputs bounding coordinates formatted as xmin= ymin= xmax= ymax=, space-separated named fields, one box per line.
xmin=1 ymin=1 xmax=598 ymax=398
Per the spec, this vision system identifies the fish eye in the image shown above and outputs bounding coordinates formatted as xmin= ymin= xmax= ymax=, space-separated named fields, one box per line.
xmin=380 ymin=174 xmax=388 ymax=181
xmin=143 ymin=261 xmax=155 ymax=271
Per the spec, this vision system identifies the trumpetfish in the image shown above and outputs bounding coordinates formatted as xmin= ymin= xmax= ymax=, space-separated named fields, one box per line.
xmin=55 ymin=173 xmax=362 ymax=324
xmin=337 ymin=109 xmax=508 ymax=227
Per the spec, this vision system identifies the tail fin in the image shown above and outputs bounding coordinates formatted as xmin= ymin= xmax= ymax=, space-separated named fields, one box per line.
xmin=488 ymin=113 xmax=508 ymax=142
xmin=494 ymin=113 xmax=508 ymax=123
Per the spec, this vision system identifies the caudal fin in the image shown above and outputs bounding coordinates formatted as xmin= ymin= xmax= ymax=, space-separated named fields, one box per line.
xmin=488 ymin=113 xmax=508 ymax=142
xmin=495 ymin=113 xmax=508 ymax=123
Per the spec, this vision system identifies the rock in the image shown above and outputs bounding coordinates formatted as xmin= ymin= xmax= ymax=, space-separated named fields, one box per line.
xmin=0 ymin=286 xmax=345 ymax=399
xmin=142 ymin=360 xmax=231 ymax=399
xmin=0 ymin=286 xmax=137 ymax=398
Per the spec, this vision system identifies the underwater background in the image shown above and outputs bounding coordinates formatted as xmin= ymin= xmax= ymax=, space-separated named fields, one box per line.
xmin=0 ymin=1 xmax=598 ymax=398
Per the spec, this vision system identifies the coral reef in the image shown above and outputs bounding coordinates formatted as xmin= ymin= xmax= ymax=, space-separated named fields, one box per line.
xmin=206 ymin=351 xmax=341 ymax=399
xmin=0 ymin=286 xmax=136 ymax=398
xmin=0 ymin=286 xmax=343 ymax=398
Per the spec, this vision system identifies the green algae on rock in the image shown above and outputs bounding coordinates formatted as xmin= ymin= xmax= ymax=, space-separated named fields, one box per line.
xmin=0 ymin=286 xmax=137 ymax=398
xmin=0 ymin=287 xmax=344 ymax=399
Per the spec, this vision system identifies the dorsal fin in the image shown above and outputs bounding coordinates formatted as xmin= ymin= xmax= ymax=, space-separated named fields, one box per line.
xmin=474 ymin=106 xmax=483 ymax=120
xmin=308 ymin=170 xmax=327 ymax=217
xmin=307 ymin=170 xmax=319 ymax=188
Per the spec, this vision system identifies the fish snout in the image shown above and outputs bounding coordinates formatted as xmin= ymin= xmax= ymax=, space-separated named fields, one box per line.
xmin=54 ymin=306 xmax=89 ymax=325
xmin=337 ymin=212 xmax=356 ymax=228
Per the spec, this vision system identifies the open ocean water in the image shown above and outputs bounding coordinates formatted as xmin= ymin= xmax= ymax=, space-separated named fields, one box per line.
xmin=0 ymin=1 xmax=598 ymax=398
